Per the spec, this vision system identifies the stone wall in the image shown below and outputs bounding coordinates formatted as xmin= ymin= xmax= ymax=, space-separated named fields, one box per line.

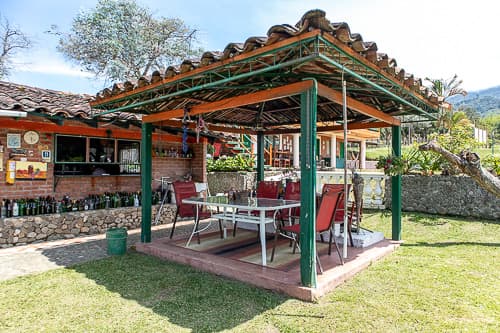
xmin=206 ymin=170 xmax=287 ymax=194
xmin=385 ymin=175 xmax=500 ymax=220
xmin=0 ymin=204 xmax=176 ymax=248
xmin=207 ymin=172 xmax=257 ymax=194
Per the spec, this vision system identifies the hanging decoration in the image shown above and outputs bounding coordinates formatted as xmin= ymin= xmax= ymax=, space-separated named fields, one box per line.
xmin=196 ymin=115 xmax=208 ymax=143
xmin=182 ymin=108 xmax=190 ymax=154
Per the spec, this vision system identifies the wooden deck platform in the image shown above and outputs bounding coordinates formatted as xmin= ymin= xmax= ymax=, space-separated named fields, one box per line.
xmin=136 ymin=227 xmax=399 ymax=301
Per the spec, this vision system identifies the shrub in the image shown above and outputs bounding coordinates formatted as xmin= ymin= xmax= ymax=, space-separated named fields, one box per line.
xmin=483 ymin=155 xmax=500 ymax=175
xmin=207 ymin=155 xmax=254 ymax=172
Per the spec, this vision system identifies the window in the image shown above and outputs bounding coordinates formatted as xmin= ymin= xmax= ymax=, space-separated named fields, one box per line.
xmin=56 ymin=136 xmax=86 ymax=162
xmin=89 ymin=138 xmax=115 ymax=163
xmin=54 ymin=135 xmax=140 ymax=175
xmin=118 ymin=140 xmax=140 ymax=174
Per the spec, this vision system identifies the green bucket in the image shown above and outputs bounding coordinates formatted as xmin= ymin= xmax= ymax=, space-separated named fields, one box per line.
xmin=106 ymin=227 xmax=128 ymax=255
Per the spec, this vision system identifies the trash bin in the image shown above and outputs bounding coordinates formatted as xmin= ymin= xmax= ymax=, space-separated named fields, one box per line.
xmin=106 ymin=227 xmax=128 ymax=255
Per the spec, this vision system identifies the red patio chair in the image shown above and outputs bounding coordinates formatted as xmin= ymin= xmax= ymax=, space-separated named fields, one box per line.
xmin=270 ymin=188 xmax=344 ymax=272
xmin=322 ymin=183 xmax=353 ymax=246
xmin=170 ymin=181 xmax=222 ymax=243
xmin=280 ymin=181 xmax=301 ymax=226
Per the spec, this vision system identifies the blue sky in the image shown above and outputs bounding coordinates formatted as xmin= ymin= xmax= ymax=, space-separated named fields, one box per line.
xmin=1 ymin=0 xmax=499 ymax=95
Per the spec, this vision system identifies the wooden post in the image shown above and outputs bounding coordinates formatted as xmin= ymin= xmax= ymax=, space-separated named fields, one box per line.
xmin=300 ymin=81 xmax=317 ymax=287
xmin=141 ymin=123 xmax=153 ymax=242
xmin=391 ymin=125 xmax=402 ymax=241
xmin=256 ymin=132 xmax=264 ymax=181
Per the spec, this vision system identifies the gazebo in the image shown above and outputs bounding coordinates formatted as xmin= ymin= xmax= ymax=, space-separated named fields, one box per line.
xmin=91 ymin=9 xmax=441 ymax=290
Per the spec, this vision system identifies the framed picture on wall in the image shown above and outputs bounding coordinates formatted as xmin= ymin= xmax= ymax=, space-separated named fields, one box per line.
xmin=7 ymin=133 xmax=21 ymax=148
xmin=15 ymin=161 xmax=48 ymax=180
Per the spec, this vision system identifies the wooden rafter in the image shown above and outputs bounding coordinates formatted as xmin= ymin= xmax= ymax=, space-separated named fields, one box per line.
xmin=317 ymin=83 xmax=400 ymax=126
xmin=265 ymin=121 xmax=389 ymax=135
xmin=0 ymin=119 xmax=181 ymax=142
xmin=142 ymin=80 xmax=314 ymax=123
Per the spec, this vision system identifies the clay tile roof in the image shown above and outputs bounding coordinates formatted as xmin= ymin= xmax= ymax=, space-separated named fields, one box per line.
xmin=0 ymin=80 xmax=140 ymax=122
xmin=92 ymin=9 xmax=440 ymax=125
xmin=0 ymin=81 xmax=93 ymax=117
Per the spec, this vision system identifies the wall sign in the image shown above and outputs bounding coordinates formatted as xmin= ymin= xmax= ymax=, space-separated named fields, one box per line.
xmin=7 ymin=133 xmax=21 ymax=148
xmin=41 ymin=150 xmax=51 ymax=162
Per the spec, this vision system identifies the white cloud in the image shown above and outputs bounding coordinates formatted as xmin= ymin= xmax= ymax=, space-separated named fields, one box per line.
xmin=14 ymin=59 xmax=93 ymax=78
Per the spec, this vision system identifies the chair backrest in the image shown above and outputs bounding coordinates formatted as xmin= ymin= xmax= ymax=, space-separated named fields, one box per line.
xmin=322 ymin=184 xmax=351 ymax=222
xmin=256 ymin=180 xmax=281 ymax=199
xmin=282 ymin=181 xmax=300 ymax=219
xmin=172 ymin=181 xmax=197 ymax=217
xmin=316 ymin=190 xmax=343 ymax=233
xmin=284 ymin=181 xmax=300 ymax=200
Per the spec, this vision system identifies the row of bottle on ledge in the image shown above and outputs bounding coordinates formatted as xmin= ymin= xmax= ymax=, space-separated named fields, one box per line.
xmin=0 ymin=191 xmax=164 ymax=218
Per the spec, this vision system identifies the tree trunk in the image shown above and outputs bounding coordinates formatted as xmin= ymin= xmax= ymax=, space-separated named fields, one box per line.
xmin=419 ymin=141 xmax=500 ymax=197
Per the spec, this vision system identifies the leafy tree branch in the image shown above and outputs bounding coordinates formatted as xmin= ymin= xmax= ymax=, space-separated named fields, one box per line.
xmin=49 ymin=0 xmax=201 ymax=83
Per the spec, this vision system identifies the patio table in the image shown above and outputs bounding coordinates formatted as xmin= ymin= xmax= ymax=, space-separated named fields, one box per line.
xmin=182 ymin=196 xmax=301 ymax=266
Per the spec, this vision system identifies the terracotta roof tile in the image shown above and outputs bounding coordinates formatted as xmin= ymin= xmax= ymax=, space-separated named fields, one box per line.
xmin=94 ymin=9 xmax=434 ymax=105
xmin=0 ymin=80 xmax=140 ymax=122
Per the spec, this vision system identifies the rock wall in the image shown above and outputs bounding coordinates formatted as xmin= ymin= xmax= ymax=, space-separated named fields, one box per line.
xmin=0 ymin=204 xmax=176 ymax=248
xmin=206 ymin=170 xmax=289 ymax=194
xmin=385 ymin=175 xmax=500 ymax=220
xmin=207 ymin=172 xmax=256 ymax=194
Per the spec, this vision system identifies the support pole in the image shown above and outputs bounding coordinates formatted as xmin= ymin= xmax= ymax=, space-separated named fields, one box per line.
xmin=256 ymin=132 xmax=265 ymax=182
xmin=360 ymin=140 xmax=366 ymax=169
xmin=342 ymin=80 xmax=349 ymax=258
xmin=300 ymin=80 xmax=317 ymax=288
xmin=391 ymin=125 xmax=402 ymax=241
xmin=141 ymin=123 xmax=153 ymax=243
xmin=292 ymin=134 xmax=300 ymax=168
xmin=330 ymin=135 xmax=337 ymax=168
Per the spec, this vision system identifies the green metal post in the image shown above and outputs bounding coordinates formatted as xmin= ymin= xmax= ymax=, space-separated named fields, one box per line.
xmin=256 ymin=132 xmax=265 ymax=181
xmin=391 ymin=125 xmax=402 ymax=241
xmin=300 ymin=81 xmax=317 ymax=287
xmin=141 ymin=123 xmax=153 ymax=243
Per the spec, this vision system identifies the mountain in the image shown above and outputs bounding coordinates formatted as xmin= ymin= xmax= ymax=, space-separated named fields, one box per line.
xmin=449 ymin=85 xmax=500 ymax=116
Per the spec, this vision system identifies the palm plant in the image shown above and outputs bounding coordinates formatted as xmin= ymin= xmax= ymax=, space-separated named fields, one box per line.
xmin=425 ymin=74 xmax=467 ymax=133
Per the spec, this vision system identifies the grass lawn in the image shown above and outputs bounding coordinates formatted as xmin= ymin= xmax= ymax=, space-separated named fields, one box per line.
xmin=1 ymin=212 xmax=498 ymax=332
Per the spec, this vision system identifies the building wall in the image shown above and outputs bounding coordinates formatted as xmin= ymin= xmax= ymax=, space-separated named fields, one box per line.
xmin=0 ymin=127 xmax=206 ymax=201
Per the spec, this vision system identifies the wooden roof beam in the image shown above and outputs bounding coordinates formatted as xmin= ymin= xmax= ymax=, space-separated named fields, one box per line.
xmin=157 ymin=119 xmax=256 ymax=135
xmin=142 ymin=80 xmax=314 ymax=123
xmin=317 ymin=83 xmax=400 ymax=126
xmin=265 ymin=121 xmax=389 ymax=135
xmin=0 ymin=118 xmax=180 ymax=141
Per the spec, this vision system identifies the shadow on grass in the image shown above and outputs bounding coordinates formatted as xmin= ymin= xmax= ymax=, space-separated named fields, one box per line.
xmin=34 ymin=226 xmax=287 ymax=331
xmin=68 ymin=251 xmax=287 ymax=332
xmin=405 ymin=212 xmax=500 ymax=226
xmin=402 ymin=241 xmax=500 ymax=248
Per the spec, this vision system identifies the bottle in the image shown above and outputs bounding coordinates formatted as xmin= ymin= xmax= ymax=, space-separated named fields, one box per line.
xmin=25 ymin=199 xmax=31 ymax=216
xmin=18 ymin=199 xmax=25 ymax=216
xmin=0 ymin=199 xmax=5 ymax=218
xmin=12 ymin=200 xmax=19 ymax=217
xmin=134 ymin=193 xmax=140 ymax=207
xmin=6 ymin=199 xmax=12 ymax=217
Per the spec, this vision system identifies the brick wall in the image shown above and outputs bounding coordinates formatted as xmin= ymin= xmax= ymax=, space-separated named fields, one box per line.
xmin=0 ymin=128 xmax=206 ymax=200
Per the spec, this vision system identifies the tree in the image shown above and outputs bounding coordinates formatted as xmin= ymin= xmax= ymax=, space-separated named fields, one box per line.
xmin=0 ymin=13 xmax=32 ymax=78
xmin=51 ymin=0 xmax=200 ymax=82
